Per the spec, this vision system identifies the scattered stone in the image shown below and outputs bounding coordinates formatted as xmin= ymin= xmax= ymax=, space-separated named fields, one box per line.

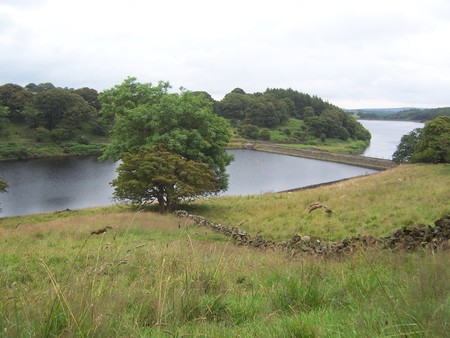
xmin=91 ymin=226 xmax=112 ymax=235
xmin=174 ymin=210 xmax=450 ymax=257
xmin=307 ymin=201 xmax=332 ymax=214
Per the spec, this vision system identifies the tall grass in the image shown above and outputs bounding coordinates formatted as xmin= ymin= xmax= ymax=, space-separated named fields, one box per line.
xmin=192 ymin=164 xmax=450 ymax=240
xmin=1 ymin=210 xmax=449 ymax=336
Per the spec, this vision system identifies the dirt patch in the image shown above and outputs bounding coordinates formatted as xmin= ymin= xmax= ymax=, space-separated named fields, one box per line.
xmin=174 ymin=211 xmax=450 ymax=257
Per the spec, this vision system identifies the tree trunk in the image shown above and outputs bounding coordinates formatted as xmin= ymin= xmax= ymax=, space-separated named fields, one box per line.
xmin=157 ymin=194 xmax=166 ymax=213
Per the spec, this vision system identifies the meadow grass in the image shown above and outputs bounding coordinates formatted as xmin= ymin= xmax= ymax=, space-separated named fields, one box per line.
xmin=192 ymin=164 xmax=450 ymax=241
xmin=1 ymin=164 xmax=449 ymax=337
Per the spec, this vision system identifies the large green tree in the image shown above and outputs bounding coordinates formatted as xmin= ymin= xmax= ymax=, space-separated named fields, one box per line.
xmin=393 ymin=116 xmax=450 ymax=164
xmin=0 ymin=84 xmax=33 ymax=122
xmin=33 ymin=89 xmax=94 ymax=130
xmin=112 ymin=148 xmax=219 ymax=212
xmin=101 ymin=78 xmax=233 ymax=191
xmin=392 ymin=128 xmax=422 ymax=164
xmin=412 ymin=116 xmax=450 ymax=163
xmin=98 ymin=76 xmax=170 ymax=127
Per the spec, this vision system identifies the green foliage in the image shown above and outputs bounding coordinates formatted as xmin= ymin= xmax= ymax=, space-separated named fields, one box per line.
xmin=98 ymin=76 xmax=170 ymax=127
xmin=0 ymin=83 xmax=33 ymax=122
xmin=33 ymin=89 xmax=94 ymax=131
xmin=304 ymin=108 xmax=370 ymax=141
xmin=394 ymin=116 xmax=450 ymax=164
xmin=22 ymin=106 xmax=42 ymax=129
xmin=0 ymin=81 xmax=112 ymax=160
xmin=0 ymin=177 xmax=7 ymax=192
xmin=259 ymin=128 xmax=271 ymax=141
xmin=0 ymin=82 xmax=101 ymax=144
xmin=112 ymin=148 xmax=219 ymax=211
xmin=412 ymin=116 xmax=450 ymax=163
xmin=240 ymin=124 xmax=260 ymax=139
xmin=61 ymin=142 xmax=104 ymax=155
xmin=357 ymin=107 xmax=450 ymax=121
xmin=34 ymin=127 xmax=50 ymax=142
xmin=0 ymin=105 xmax=9 ymax=134
xmin=393 ymin=128 xmax=421 ymax=164
xmin=74 ymin=87 xmax=101 ymax=110
xmin=0 ymin=142 xmax=30 ymax=160
xmin=49 ymin=127 xmax=72 ymax=142
xmin=265 ymin=87 xmax=329 ymax=119
xmin=218 ymin=91 xmax=290 ymax=128
xmin=102 ymin=78 xmax=232 ymax=191
xmin=218 ymin=88 xmax=370 ymax=142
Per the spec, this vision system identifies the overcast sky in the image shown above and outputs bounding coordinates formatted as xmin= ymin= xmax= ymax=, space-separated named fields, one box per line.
xmin=1 ymin=0 xmax=449 ymax=109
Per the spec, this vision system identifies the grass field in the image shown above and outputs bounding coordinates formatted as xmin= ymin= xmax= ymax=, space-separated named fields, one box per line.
xmin=191 ymin=164 xmax=450 ymax=241
xmin=1 ymin=164 xmax=449 ymax=337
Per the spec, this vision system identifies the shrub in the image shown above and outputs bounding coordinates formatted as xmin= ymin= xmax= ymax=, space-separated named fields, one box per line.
xmin=35 ymin=127 xmax=50 ymax=142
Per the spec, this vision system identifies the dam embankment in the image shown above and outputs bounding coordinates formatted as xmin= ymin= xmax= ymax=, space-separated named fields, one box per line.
xmin=230 ymin=142 xmax=396 ymax=171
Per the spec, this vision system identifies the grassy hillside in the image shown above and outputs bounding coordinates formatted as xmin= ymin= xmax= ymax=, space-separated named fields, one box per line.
xmin=0 ymin=122 xmax=108 ymax=160
xmin=1 ymin=164 xmax=449 ymax=337
xmin=192 ymin=164 xmax=450 ymax=240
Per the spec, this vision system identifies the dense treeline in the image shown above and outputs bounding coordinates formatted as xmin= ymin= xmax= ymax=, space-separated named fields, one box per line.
xmin=0 ymin=83 xmax=106 ymax=142
xmin=354 ymin=107 xmax=450 ymax=121
xmin=392 ymin=107 xmax=450 ymax=121
xmin=0 ymin=80 xmax=372 ymax=163
xmin=216 ymin=87 xmax=371 ymax=142
xmin=1 ymin=82 xmax=371 ymax=147
xmin=0 ymin=82 xmax=110 ymax=160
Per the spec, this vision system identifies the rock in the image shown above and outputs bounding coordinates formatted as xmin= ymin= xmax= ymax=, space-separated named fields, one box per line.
xmin=173 ymin=210 xmax=450 ymax=256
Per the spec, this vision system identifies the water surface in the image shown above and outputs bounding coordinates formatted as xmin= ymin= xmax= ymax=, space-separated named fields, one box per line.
xmin=359 ymin=120 xmax=424 ymax=159
xmin=0 ymin=150 xmax=376 ymax=217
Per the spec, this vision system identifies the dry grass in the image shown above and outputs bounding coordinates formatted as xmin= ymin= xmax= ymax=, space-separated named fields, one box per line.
xmin=1 ymin=211 xmax=449 ymax=336
xmin=192 ymin=164 xmax=450 ymax=240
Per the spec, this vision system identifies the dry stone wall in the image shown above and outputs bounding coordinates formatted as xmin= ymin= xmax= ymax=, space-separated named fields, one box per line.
xmin=174 ymin=210 xmax=450 ymax=257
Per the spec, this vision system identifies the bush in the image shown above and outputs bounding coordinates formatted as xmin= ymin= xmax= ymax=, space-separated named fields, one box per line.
xmin=50 ymin=128 xmax=72 ymax=142
xmin=0 ymin=142 xmax=30 ymax=160
xmin=76 ymin=135 xmax=90 ymax=145
xmin=259 ymin=128 xmax=271 ymax=141
xmin=240 ymin=124 xmax=260 ymax=140
xmin=35 ymin=127 xmax=50 ymax=142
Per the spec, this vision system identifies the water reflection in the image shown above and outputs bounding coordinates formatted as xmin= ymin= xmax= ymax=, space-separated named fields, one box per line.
xmin=0 ymin=150 xmax=376 ymax=217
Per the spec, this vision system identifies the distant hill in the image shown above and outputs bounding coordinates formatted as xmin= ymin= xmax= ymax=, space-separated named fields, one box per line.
xmin=346 ymin=107 xmax=450 ymax=122
xmin=345 ymin=108 xmax=415 ymax=115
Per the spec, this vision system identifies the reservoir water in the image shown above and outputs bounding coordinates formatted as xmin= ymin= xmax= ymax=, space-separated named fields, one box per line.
xmin=0 ymin=120 xmax=421 ymax=217
xmin=359 ymin=120 xmax=424 ymax=159
xmin=0 ymin=151 xmax=376 ymax=217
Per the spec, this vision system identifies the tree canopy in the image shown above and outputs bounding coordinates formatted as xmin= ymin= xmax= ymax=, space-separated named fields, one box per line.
xmin=393 ymin=116 xmax=450 ymax=164
xmin=392 ymin=128 xmax=422 ymax=164
xmin=412 ymin=116 xmax=450 ymax=163
xmin=102 ymin=78 xmax=233 ymax=209
xmin=33 ymin=89 xmax=95 ymax=131
xmin=216 ymin=87 xmax=370 ymax=142
xmin=0 ymin=82 xmax=104 ymax=142
xmin=112 ymin=148 xmax=219 ymax=212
